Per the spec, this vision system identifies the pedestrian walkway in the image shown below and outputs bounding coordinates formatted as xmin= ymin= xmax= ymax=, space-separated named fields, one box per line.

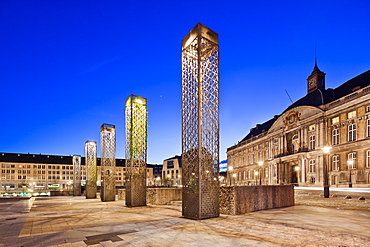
xmin=0 ymin=196 xmax=369 ymax=246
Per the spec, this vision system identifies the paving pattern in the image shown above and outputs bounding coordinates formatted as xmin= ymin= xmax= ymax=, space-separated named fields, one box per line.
xmin=0 ymin=195 xmax=369 ymax=246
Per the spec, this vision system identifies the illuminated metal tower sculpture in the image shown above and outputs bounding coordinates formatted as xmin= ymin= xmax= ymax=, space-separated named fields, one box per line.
xmin=72 ymin=155 xmax=81 ymax=196
xmin=100 ymin=123 xmax=116 ymax=202
xmin=181 ymin=23 xmax=220 ymax=219
xmin=85 ymin=141 xmax=97 ymax=199
xmin=125 ymin=95 xmax=148 ymax=207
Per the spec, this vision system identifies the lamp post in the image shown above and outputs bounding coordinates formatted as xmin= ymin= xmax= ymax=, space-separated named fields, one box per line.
xmin=258 ymin=161 xmax=263 ymax=185
xmin=294 ymin=166 xmax=300 ymax=186
xmin=228 ymin=166 xmax=233 ymax=185
xmin=254 ymin=171 xmax=259 ymax=185
xmin=347 ymin=160 xmax=354 ymax=188
xmin=321 ymin=146 xmax=332 ymax=198
xmin=232 ymin=173 xmax=237 ymax=185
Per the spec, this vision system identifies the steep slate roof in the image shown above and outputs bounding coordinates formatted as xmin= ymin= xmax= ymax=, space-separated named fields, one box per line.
xmin=241 ymin=117 xmax=277 ymax=142
xmin=239 ymin=69 xmax=370 ymax=143
xmin=0 ymin=152 xmax=126 ymax=167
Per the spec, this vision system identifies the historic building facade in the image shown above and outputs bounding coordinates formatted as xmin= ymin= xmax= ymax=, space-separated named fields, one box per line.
xmin=227 ymin=65 xmax=370 ymax=188
xmin=0 ymin=152 xmax=160 ymax=195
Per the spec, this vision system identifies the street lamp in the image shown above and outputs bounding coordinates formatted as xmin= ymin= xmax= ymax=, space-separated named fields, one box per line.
xmin=258 ymin=161 xmax=263 ymax=185
xmin=347 ymin=160 xmax=354 ymax=188
xmin=294 ymin=166 xmax=300 ymax=186
xmin=228 ymin=166 xmax=233 ymax=185
xmin=254 ymin=171 xmax=259 ymax=185
xmin=232 ymin=173 xmax=237 ymax=185
xmin=321 ymin=146 xmax=332 ymax=198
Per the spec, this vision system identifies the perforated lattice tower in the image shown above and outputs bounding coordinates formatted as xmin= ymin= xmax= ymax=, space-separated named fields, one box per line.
xmin=85 ymin=141 xmax=97 ymax=199
xmin=72 ymin=155 xmax=81 ymax=196
xmin=100 ymin=123 xmax=116 ymax=202
xmin=125 ymin=95 xmax=147 ymax=207
xmin=181 ymin=23 xmax=220 ymax=219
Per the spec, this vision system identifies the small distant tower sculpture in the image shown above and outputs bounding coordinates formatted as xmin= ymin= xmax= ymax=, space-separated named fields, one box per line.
xmin=72 ymin=155 xmax=81 ymax=196
xmin=100 ymin=123 xmax=116 ymax=202
xmin=85 ymin=141 xmax=97 ymax=199
xmin=181 ymin=23 xmax=220 ymax=219
xmin=125 ymin=95 xmax=148 ymax=207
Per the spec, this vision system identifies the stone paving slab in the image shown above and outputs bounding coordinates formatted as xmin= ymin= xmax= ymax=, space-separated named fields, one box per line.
xmin=0 ymin=196 xmax=369 ymax=246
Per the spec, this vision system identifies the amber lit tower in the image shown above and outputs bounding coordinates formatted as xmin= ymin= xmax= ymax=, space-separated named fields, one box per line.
xmin=100 ymin=123 xmax=116 ymax=202
xmin=85 ymin=141 xmax=97 ymax=199
xmin=125 ymin=95 xmax=148 ymax=207
xmin=181 ymin=23 xmax=220 ymax=219
xmin=72 ymin=155 xmax=81 ymax=196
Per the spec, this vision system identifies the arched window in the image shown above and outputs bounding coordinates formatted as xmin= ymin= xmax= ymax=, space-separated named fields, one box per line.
xmin=292 ymin=134 xmax=299 ymax=153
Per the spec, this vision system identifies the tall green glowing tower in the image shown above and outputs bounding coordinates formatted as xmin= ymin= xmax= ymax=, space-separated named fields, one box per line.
xmin=181 ymin=23 xmax=220 ymax=219
xmin=125 ymin=95 xmax=148 ymax=207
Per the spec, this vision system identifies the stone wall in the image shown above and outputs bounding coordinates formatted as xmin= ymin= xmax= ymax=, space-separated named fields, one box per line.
xmin=117 ymin=187 xmax=182 ymax=205
xmin=147 ymin=188 xmax=182 ymax=205
xmin=50 ymin=191 xmax=73 ymax=196
xmin=220 ymin=185 xmax=294 ymax=215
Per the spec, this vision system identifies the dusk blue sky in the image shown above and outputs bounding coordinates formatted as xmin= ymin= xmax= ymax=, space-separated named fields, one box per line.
xmin=1 ymin=1 xmax=369 ymax=164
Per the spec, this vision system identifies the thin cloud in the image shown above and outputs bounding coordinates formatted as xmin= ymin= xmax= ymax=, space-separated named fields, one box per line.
xmin=81 ymin=56 xmax=122 ymax=74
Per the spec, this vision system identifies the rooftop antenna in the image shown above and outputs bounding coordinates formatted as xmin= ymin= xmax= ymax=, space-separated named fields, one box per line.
xmin=285 ymin=89 xmax=293 ymax=104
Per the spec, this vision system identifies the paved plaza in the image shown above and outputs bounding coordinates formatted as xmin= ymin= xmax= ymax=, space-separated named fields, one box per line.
xmin=1 ymin=194 xmax=370 ymax=247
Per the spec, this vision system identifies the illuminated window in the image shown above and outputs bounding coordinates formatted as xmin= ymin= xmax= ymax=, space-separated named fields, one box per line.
xmin=309 ymin=160 xmax=316 ymax=173
xmin=332 ymin=117 xmax=339 ymax=124
xmin=348 ymin=123 xmax=357 ymax=142
xmin=332 ymin=128 xmax=340 ymax=145
xmin=332 ymin=155 xmax=340 ymax=171
xmin=348 ymin=110 xmax=357 ymax=119
xmin=309 ymin=125 xmax=315 ymax=131
xmin=348 ymin=152 xmax=356 ymax=169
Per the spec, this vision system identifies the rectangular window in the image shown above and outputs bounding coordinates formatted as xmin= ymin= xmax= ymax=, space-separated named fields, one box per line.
xmin=348 ymin=124 xmax=357 ymax=142
xmin=366 ymin=106 xmax=370 ymax=113
xmin=348 ymin=110 xmax=357 ymax=119
xmin=309 ymin=135 xmax=316 ymax=150
xmin=347 ymin=152 xmax=356 ymax=169
xmin=332 ymin=117 xmax=339 ymax=124
xmin=367 ymin=150 xmax=370 ymax=168
xmin=332 ymin=155 xmax=340 ymax=171
xmin=332 ymin=128 xmax=340 ymax=145
xmin=367 ymin=119 xmax=370 ymax=137
xmin=309 ymin=160 xmax=316 ymax=173
xmin=167 ymin=161 xmax=174 ymax=169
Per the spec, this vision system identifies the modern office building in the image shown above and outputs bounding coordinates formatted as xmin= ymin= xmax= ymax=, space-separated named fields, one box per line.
xmin=162 ymin=155 xmax=182 ymax=186
xmin=227 ymin=66 xmax=370 ymax=188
